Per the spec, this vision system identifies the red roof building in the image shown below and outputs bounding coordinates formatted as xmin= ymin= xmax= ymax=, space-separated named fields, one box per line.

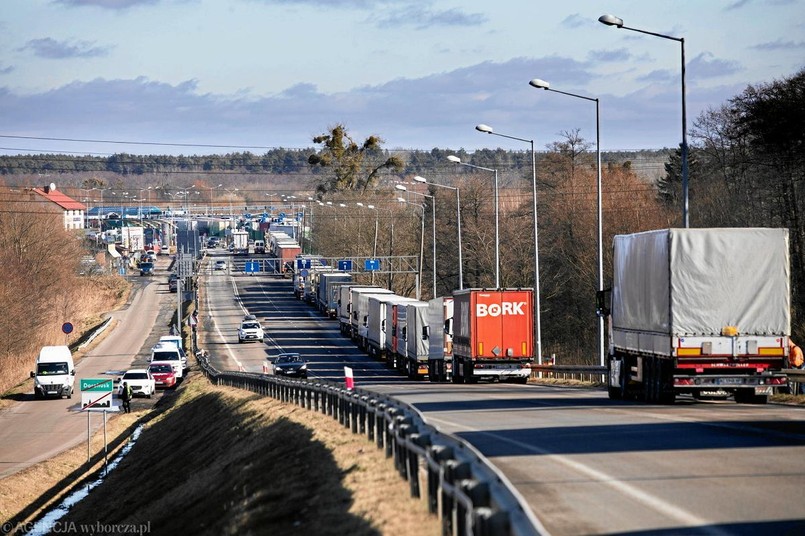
xmin=29 ymin=183 xmax=87 ymax=230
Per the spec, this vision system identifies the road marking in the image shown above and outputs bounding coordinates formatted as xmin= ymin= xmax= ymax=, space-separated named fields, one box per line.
xmin=203 ymin=274 xmax=243 ymax=371
xmin=423 ymin=415 xmax=730 ymax=535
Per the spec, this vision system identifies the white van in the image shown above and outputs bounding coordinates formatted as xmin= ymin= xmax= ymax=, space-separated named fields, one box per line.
xmin=150 ymin=343 xmax=184 ymax=378
xmin=157 ymin=336 xmax=187 ymax=369
xmin=31 ymin=346 xmax=75 ymax=399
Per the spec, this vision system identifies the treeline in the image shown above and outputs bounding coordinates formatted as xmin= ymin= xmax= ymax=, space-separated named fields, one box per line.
xmin=0 ymin=147 xmax=671 ymax=178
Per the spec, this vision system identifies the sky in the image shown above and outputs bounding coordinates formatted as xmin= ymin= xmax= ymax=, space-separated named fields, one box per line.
xmin=0 ymin=0 xmax=803 ymax=157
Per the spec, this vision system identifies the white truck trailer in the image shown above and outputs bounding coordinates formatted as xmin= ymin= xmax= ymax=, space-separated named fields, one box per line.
xmin=366 ymin=295 xmax=419 ymax=360
xmin=603 ymin=228 xmax=790 ymax=404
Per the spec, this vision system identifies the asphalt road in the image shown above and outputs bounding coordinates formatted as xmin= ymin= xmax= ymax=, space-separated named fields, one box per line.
xmin=200 ymin=265 xmax=805 ymax=536
xmin=0 ymin=259 xmax=178 ymax=479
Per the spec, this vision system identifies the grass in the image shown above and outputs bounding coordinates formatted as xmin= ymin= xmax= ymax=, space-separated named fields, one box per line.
xmin=2 ymin=371 xmax=440 ymax=536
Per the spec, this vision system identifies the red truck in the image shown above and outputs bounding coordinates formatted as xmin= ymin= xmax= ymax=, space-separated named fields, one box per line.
xmin=451 ymin=289 xmax=534 ymax=384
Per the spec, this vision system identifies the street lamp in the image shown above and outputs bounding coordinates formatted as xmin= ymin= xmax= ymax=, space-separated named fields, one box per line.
xmin=396 ymin=193 xmax=426 ymax=300
xmin=224 ymin=188 xmax=239 ymax=227
xmin=599 ymin=13 xmax=689 ymax=228
xmin=396 ymin=184 xmax=436 ymax=298
xmin=474 ymin=124 xmax=543 ymax=365
xmin=357 ymin=202 xmax=380 ymax=284
xmin=447 ymin=155 xmax=500 ymax=288
xmin=529 ymin=78 xmax=604 ymax=367
xmin=413 ymin=175 xmax=463 ymax=291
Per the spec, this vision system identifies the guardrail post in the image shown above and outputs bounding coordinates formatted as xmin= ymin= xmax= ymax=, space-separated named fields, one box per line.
xmin=350 ymin=394 xmax=360 ymax=434
xmin=427 ymin=445 xmax=454 ymax=515
xmin=358 ymin=395 xmax=368 ymax=435
xmin=442 ymin=460 xmax=471 ymax=536
xmin=396 ymin=421 xmax=416 ymax=479
xmin=473 ymin=507 xmax=510 ymax=536
xmin=408 ymin=433 xmax=431 ymax=499
xmin=374 ymin=402 xmax=386 ymax=449
xmin=366 ymin=398 xmax=377 ymax=441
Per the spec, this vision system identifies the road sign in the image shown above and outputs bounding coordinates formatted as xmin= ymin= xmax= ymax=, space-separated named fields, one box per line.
xmin=297 ymin=259 xmax=311 ymax=269
xmin=80 ymin=378 xmax=115 ymax=411
xmin=62 ymin=322 xmax=74 ymax=334
xmin=245 ymin=260 xmax=260 ymax=273
xmin=364 ymin=259 xmax=381 ymax=271
xmin=338 ymin=260 xmax=353 ymax=271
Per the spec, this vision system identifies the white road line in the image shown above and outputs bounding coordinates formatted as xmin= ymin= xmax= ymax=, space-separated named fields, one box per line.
xmin=423 ymin=415 xmax=731 ymax=535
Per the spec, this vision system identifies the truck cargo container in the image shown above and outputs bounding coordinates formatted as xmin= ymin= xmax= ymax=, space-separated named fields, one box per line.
xmin=602 ymin=228 xmax=790 ymax=404
xmin=385 ymin=299 xmax=416 ymax=369
xmin=231 ymin=230 xmax=249 ymax=256
xmin=318 ymin=272 xmax=352 ymax=317
xmin=352 ymin=289 xmax=395 ymax=347
xmin=428 ymin=296 xmax=454 ymax=383
xmin=304 ymin=265 xmax=334 ymax=304
xmin=293 ymin=255 xmax=325 ymax=298
xmin=452 ymin=288 xmax=534 ymax=384
xmin=403 ymin=302 xmax=432 ymax=379
xmin=367 ymin=295 xmax=419 ymax=360
xmin=338 ymin=285 xmax=382 ymax=336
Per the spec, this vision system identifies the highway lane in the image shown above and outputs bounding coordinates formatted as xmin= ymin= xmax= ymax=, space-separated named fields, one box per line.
xmin=0 ymin=266 xmax=171 ymax=479
xmin=205 ymin=269 xmax=805 ymax=535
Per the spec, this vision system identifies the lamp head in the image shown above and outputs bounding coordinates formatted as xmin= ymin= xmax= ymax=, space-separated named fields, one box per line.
xmin=598 ymin=14 xmax=623 ymax=27
xmin=475 ymin=124 xmax=493 ymax=134
xmin=395 ymin=184 xmax=408 ymax=192
xmin=447 ymin=155 xmax=462 ymax=163
xmin=396 ymin=197 xmax=406 ymax=203
xmin=356 ymin=202 xmax=364 ymax=207
xmin=529 ymin=79 xmax=550 ymax=90
xmin=413 ymin=176 xmax=427 ymax=183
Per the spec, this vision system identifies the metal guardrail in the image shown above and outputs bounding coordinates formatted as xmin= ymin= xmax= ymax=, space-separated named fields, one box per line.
xmin=196 ymin=351 xmax=547 ymax=536
xmin=530 ymin=364 xmax=607 ymax=384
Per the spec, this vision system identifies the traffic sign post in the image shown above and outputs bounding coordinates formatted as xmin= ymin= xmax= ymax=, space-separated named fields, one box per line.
xmin=245 ymin=260 xmax=260 ymax=274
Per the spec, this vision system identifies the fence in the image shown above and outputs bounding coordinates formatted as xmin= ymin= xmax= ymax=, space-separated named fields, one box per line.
xmin=195 ymin=351 xmax=546 ymax=536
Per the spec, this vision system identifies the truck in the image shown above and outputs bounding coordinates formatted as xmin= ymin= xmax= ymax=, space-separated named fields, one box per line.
xmin=366 ymin=295 xmax=419 ymax=360
xmin=602 ymin=228 xmax=790 ymax=404
xmin=352 ymin=289 xmax=395 ymax=347
xmin=338 ymin=285 xmax=382 ymax=336
xmin=451 ymin=288 xmax=534 ymax=384
xmin=254 ymin=239 xmax=266 ymax=254
xmin=403 ymin=302 xmax=432 ymax=379
xmin=231 ymin=230 xmax=249 ymax=256
xmin=385 ymin=299 xmax=416 ymax=369
xmin=318 ymin=272 xmax=352 ymax=317
xmin=427 ymin=296 xmax=454 ymax=383
xmin=31 ymin=346 xmax=75 ymax=399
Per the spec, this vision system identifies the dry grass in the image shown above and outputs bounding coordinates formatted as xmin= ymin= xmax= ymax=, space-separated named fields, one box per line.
xmin=2 ymin=372 xmax=440 ymax=536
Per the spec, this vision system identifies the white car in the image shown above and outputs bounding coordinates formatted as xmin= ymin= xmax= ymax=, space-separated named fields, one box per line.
xmin=150 ymin=343 xmax=185 ymax=378
xmin=238 ymin=320 xmax=264 ymax=343
xmin=118 ymin=369 xmax=156 ymax=398
xmin=214 ymin=260 xmax=227 ymax=271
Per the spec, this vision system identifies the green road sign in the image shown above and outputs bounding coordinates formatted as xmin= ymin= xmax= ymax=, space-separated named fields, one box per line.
xmin=80 ymin=378 xmax=114 ymax=392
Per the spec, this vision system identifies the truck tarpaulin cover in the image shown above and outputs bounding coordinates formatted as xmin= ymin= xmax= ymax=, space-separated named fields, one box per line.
xmin=612 ymin=228 xmax=790 ymax=336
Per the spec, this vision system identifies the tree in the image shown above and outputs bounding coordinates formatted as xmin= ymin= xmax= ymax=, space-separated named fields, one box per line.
xmin=307 ymin=124 xmax=404 ymax=195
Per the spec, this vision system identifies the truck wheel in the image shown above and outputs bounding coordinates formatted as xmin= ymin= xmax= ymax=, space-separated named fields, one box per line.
xmin=657 ymin=359 xmax=676 ymax=404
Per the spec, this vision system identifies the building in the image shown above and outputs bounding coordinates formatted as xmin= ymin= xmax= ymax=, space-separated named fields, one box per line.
xmin=29 ymin=183 xmax=86 ymax=230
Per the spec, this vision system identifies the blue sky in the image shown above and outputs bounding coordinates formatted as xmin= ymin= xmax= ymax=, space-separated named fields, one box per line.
xmin=0 ymin=0 xmax=802 ymax=156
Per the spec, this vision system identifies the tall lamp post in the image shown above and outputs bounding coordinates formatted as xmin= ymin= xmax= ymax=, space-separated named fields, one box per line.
xmin=413 ymin=175 xmax=463 ymax=290
xmin=599 ymin=14 xmax=688 ymax=228
xmin=447 ymin=156 xmax=500 ymax=288
xmin=397 ymin=185 xmax=436 ymax=298
xmin=474 ymin=125 xmax=543 ymax=365
xmin=356 ymin=202 xmax=380 ymax=284
xmin=529 ymin=78 xmax=604 ymax=367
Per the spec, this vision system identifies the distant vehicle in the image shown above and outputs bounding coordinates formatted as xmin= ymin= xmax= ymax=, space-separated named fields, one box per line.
xmin=148 ymin=362 xmax=177 ymax=389
xmin=214 ymin=259 xmax=227 ymax=271
xmin=168 ymin=273 xmax=178 ymax=292
xmin=150 ymin=343 xmax=184 ymax=378
xmin=271 ymin=353 xmax=308 ymax=378
xmin=238 ymin=320 xmax=264 ymax=343
xmin=139 ymin=262 xmax=154 ymax=276
xmin=232 ymin=230 xmax=249 ymax=255
xmin=157 ymin=336 xmax=187 ymax=368
xmin=118 ymin=369 xmax=155 ymax=398
xmin=146 ymin=251 xmax=157 ymax=262
xmin=243 ymin=314 xmax=257 ymax=321
xmin=254 ymin=240 xmax=266 ymax=254
xmin=30 ymin=346 xmax=75 ymax=399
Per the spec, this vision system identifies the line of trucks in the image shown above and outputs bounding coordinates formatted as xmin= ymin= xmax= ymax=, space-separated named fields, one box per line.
xmin=294 ymin=226 xmax=795 ymax=401
xmin=293 ymin=257 xmax=534 ymax=383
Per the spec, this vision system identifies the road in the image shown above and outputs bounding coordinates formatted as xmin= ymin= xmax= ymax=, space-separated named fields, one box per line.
xmin=200 ymin=264 xmax=805 ymax=535
xmin=0 ymin=260 xmax=176 ymax=479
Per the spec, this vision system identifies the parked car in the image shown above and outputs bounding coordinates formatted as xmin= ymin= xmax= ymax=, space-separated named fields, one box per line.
xmin=243 ymin=314 xmax=257 ymax=321
xmin=146 ymin=251 xmax=157 ymax=262
xmin=271 ymin=353 xmax=308 ymax=378
xmin=157 ymin=336 xmax=188 ymax=369
xmin=238 ymin=320 xmax=264 ymax=343
xmin=150 ymin=343 xmax=184 ymax=378
xmin=118 ymin=369 xmax=156 ymax=398
xmin=139 ymin=262 xmax=154 ymax=276
xmin=214 ymin=260 xmax=227 ymax=271
xmin=148 ymin=362 xmax=177 ymax=389
xmin=168 ymin=273 xmax=178 ymax=292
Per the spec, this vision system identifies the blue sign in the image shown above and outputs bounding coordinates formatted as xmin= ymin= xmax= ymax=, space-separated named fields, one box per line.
xmin=245 ymin=260 xmax=260 ymax=273
xmin=296 ymin=259 xmax=312 ymax=269
xmin=338 ymin=260 xmax=353 ymax=271
xmin=364 ymin=259 xmax=380 ymax=271
xmin=297 ymin=212 xmax=304 ymax=220
xmin=279 ymin=212 xmax=286 ymax=219
xmin=300 ymin=269 xmax=309 ymax=277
